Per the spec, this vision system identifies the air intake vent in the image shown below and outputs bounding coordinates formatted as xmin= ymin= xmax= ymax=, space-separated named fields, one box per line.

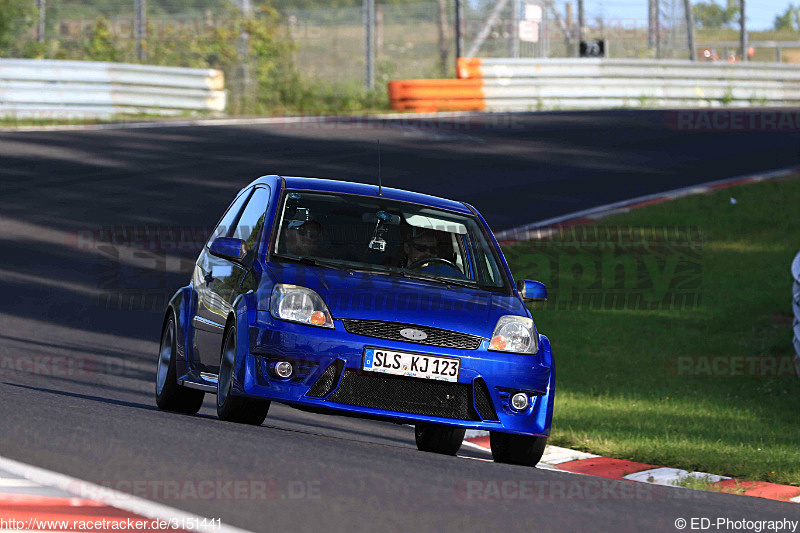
xmin=473 ymin=378 xmax=499 ymax=421
xmin=341 ymin=319 xmax=482 ymax=350
xmin=327 ymin=370 xmax=480 ymax=420
xmin=306 ymin=360 xmax=344 ymax=398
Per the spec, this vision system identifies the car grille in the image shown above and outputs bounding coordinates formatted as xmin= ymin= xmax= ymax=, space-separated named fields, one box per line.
xmin=340 ymin=319 xmax=483 ymax=350
xmin=327 ymin=370 xmax=481 ymax=421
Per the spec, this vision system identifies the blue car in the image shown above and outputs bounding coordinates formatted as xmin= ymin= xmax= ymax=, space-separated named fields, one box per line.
xmin=155 ymin=175 xmax=554 ymax=466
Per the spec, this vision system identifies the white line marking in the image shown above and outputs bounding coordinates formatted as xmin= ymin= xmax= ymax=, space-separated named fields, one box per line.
xmin=791 ymin=495 xmax=800 ymax=503
xmin=462 ymin=439 xmax=598 ymax=465
xmin=539 ymin=446 xmax=600 ymax=465
xmin=0 ymin=478 xmax=38 ymax=487
xmin=0 ymin=456 xmax=253 ymax=533
xmin=624 ymin=467 xmax=729 ymax=486
xmin=458 ymin=445 xmax=561 ymax=471
xmin=624 ymin=467 xmax=731 ymax=486
xmin=460 ymin=440 xmax=491 ymax=453
xmin=456 ymin=455 xmax=493 ymax=463
xmin=683 ymin=472 xmax=731 ymax=484
xmin=624 ymin=467 xmax=689 ymax=485
xmin=496 ymin=165 xmax=800 ymax=241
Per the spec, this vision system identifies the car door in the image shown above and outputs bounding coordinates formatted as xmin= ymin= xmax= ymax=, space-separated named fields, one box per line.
xmin=192 ymin=187 xmax=251 ymax=373
xmin=195 ymin=186 xmax=272 ymax=372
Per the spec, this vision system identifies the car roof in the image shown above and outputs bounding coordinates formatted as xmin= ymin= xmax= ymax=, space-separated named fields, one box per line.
xmin=248 ymin=175 xmax=472 ymax=214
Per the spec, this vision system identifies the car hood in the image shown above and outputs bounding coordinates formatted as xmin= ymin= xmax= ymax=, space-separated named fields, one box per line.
xmin=264 ymin=262 xmax=527 ymax=338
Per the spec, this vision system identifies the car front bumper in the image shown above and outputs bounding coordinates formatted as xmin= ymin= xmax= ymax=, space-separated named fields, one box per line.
xmin=232 ymin=311 xmax=554 ymax=437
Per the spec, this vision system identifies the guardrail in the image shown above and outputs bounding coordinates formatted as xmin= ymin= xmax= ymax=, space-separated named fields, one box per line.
xmin=0 ymin=59 xmax=226 ymax=118
xmin=793 ymin=251 xmax=800 ymax=375
xmin=389 ymin=58 xmax=800 ymax=112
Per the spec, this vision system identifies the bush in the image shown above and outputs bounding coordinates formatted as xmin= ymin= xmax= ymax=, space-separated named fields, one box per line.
xmin=0 ymin=0 xmax=35 ymax=56
xmin=0 ymin=0 xmax=390 ymax=115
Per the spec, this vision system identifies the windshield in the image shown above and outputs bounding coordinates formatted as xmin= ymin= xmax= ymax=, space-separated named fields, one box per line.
xmin=271 ymin=191 xmax=508 ymax=290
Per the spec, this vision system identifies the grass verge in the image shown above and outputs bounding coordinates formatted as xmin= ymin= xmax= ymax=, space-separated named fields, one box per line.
xmin=503 ymin=175 xmax=800 ymax=486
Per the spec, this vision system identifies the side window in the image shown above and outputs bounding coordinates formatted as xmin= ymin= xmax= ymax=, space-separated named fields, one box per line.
xmin=208 ymin=187 xmax=252 ymax=245
xmin=483 ymin=253 xmax=501 ymax=285
xmin=468 ymin=230 xmax=501 ymax=286
xmin=232 ymin=187 xmax=271 ymax=252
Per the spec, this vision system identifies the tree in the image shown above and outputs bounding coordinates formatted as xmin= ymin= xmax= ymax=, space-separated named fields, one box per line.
xmin=0 ymin=0 xmax=34 ymax=54
xmin=774 ymin=4 xmax=800 ymax=31
xmin=84 ymin=17 xmax=120 ymax=62
xmin=692 ymin=0 xmax=737 ymax=29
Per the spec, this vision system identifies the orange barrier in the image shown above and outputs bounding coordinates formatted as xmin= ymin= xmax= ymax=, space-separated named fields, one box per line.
xmin=391 ymin=57 xmax=800 ymax=112
xmin=387 ymin=77 xmax=485 ymax=112
xmin=457 ymin=57 xmax=482 ymax=79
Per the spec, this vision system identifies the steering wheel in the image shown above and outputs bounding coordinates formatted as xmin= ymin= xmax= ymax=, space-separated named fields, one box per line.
xmin=407 ymin=257 xmax=461 ymax=272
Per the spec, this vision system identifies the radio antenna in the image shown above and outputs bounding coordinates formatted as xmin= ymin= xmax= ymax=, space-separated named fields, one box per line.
xmin=377 ymin=140 xmax=382 ymax=196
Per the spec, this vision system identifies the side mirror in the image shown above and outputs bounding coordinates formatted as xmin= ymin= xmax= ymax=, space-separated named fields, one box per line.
xmin=209 ymin=237 xmax=247 ymax=263
xmin=517 ymin=279 xmax=547 ymax=302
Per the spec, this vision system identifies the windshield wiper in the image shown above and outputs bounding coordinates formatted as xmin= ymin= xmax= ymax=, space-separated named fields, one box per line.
xmin=274 ymin=255 xmax=494 ymax=290
xmin=387 ymin=268 xmax=480 ymax=290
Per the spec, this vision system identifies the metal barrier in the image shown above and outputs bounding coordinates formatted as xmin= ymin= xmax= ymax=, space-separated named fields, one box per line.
xmin=389 ymin=58 xmax=800 ymax=112
xmin=793 ymin=251 xmax=800 ymax=374
xmin=0 ymin=59 xmax=226 ymax=118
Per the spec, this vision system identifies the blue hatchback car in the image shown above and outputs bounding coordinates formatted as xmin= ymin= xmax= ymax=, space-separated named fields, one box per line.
xmin=155 ymin=175 xmax=554 ymax=466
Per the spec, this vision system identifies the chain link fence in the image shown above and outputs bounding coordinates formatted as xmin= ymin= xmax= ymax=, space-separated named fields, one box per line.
xmin=5 ymin=0 xmax=695 ymax=75
xmin=276 ymin=0 xmax=700 ymax=86
xmin=3 ymin=0 xmax=799 ymax=113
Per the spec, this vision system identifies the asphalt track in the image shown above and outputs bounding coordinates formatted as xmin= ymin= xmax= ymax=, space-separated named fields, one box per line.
xmin=1 ymin=111 xmax=799 ymax=532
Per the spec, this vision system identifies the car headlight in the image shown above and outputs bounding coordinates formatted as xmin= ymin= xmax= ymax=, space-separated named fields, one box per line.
xmin=488 ymin=315 xmax=538 ymax=354
xmin=270 ymin=284 xmax=334 ymax=328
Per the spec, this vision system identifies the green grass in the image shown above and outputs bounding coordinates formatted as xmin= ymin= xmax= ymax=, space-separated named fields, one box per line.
xmin=271 ymin=82 xmax=390 ymax=115
xmin=0 ymin=111 xmax=202 ymax=128
xmin=671 ymin=475 xmax=748 ymax=495
xmin=503 ymin=176 xmax=800 ymax=486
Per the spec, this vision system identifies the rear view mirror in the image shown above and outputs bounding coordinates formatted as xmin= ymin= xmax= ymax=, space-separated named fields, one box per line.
xmin=209 ymin=237 xmax=247 ymax=263
xmin=517 ymin=279 xmax=547 ymax=302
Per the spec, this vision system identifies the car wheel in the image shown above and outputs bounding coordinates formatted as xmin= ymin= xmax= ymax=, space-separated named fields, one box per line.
xmin=414 ymin=423 xmax=465 ymax=455
xmin=216 ymin=324 xmax=270 ymax=425
xmin=155 ymin=315 xmax=205 ymax=414
xmin=489 ymin=431 xmax=548 ymax=467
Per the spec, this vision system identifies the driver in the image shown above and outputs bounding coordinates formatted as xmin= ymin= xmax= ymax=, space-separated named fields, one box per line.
xmin=282 ymin=220 xmax=322 ymax=257
xmin=403 ymin=228 xmax=440 ymax=269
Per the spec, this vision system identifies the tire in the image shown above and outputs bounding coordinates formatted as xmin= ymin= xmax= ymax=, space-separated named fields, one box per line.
xmin=216 ymin=324 xmax=270 ymax=425
xmin=489 ymin=431 xmax=548 ymax=467
xmin=414 ymin=423 xmax=466 ymax=456
xmin=155 ymin=315 xmax=205 ymax=414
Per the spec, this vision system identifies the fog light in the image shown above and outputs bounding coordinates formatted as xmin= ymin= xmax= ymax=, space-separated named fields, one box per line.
xmin=273 ymin=361 xmax=293 ymax=379
xmin=510 ymin=392 xmax=529 ymax=411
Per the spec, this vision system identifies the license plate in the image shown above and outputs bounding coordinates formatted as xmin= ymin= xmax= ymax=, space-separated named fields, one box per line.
xmin=362 ymin=347 xmax=460 ymax=382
